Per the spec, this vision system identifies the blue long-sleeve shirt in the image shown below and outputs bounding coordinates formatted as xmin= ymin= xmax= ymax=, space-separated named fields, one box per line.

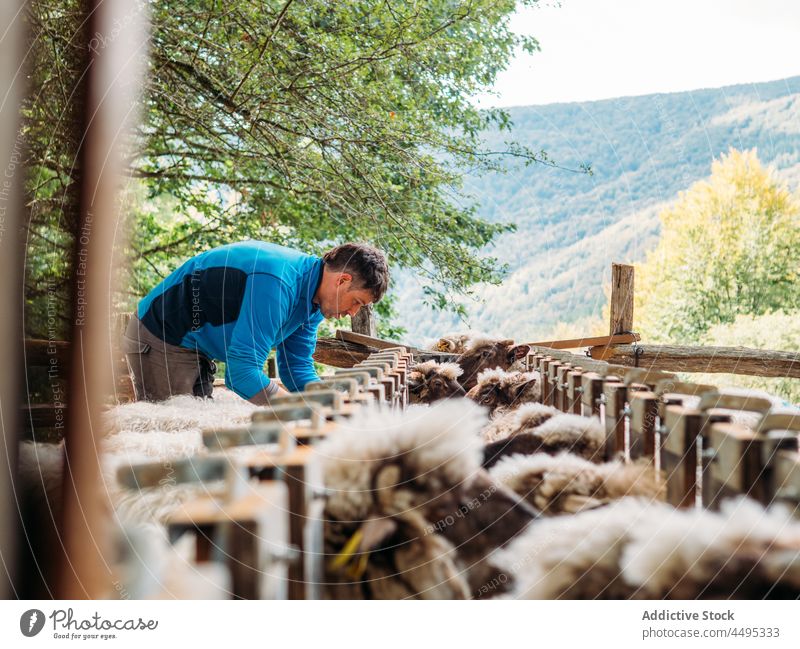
xmin=137 ymin=241 xmax=324 ymax=398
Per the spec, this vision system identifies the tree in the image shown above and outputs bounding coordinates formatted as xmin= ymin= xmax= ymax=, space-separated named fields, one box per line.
xmin=692 ymin=311 xmax=800 ymax=405
xmin=23 ymin=0 xmax=550 ymax=338
xmin=635 ymin=149 xmax=800 ymax=343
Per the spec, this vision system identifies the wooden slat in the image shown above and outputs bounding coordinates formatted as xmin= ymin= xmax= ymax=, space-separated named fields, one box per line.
xmin=529 ymin=332 xmax=640 ymax=350
xmin=590 ymin=344 xmax=800 ymax=379
xmin=335 ymin=329 xmax=409 ymax=351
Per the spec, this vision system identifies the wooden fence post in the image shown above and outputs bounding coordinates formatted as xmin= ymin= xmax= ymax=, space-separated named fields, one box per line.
xmin=351 ymin=304 xmax=377 ymax=337
xmin=57 ymin=0 xmax=148 ymax=599
xmin=609 ymin=263 xmax=634 ymax=335
xmin=0 ymin=0 xmax=25 ymax=599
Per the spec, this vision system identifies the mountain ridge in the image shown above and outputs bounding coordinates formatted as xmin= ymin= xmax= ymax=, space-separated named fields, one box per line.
xmin=393 ymin=75 xmax=800 ymax=345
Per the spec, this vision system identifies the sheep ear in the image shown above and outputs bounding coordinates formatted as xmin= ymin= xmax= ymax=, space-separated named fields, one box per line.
xmin=374 ymin=463 xmax=402 ymax=508
xmin=510 ymin=377 xmax=538 ymax=400
xmin=359 ymin=516 xmax=398 ymax=552
xmin=508 ymin=344 xmax=531 ymax=361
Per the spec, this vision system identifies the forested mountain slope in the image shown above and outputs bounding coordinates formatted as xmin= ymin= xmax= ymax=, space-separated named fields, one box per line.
xmin=393 ymin=76 xmax=800 ymax=343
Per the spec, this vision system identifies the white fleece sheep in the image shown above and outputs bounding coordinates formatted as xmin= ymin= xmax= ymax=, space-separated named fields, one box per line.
xmin=318 ymin=400 xmax=485 ymax=522
xmin=493 ymin=497 xmax=800 ymax=599
xmin=483 ymin=402 xmax=561 ymax=442
xmin=316 ymin=399 xmax=538 ymax=599
xmin=489 ymin=453 xmax=664 ymax=515
xmin=103 ymin=389 xmax=256 ymax=435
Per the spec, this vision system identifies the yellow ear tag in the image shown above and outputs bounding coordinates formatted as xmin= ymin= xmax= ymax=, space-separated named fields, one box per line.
xmin=329 ymin=528 xmax=364 ymax=571
xmin=346 ymin=549 xmax=371 ymax=580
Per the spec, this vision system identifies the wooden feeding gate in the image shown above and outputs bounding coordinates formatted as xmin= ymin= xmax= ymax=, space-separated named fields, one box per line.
xmin=505 ymin=262 xmax=800 ymax=516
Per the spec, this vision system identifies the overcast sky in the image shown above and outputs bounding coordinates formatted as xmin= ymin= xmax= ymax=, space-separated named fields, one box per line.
xmin=474 ymin=0 xmax=800 ymax=107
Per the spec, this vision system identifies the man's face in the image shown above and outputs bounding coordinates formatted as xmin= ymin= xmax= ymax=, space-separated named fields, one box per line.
xmin=318 ymin=272 xmax=374 ymax=319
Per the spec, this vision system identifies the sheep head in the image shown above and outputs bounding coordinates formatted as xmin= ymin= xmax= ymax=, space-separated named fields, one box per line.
xmin=317 ymin=401 xmax=538 ymax=599
xmin=466 ymin=368 xmax=540 ymax=415
xmin=456 ymin=337 xmax=531 ymax=391
xmin=431 ymin=333 xmax=474 ymax=354
xmin=407 ymin=361 xmax=466 ymax=404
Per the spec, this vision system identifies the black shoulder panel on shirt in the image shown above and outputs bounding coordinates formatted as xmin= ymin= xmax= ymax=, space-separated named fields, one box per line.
xmin=140 ymin=267 xmax=248 ymax=346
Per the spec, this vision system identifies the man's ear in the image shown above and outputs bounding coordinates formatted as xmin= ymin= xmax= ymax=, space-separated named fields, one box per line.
xmin=337 ymin=272 xmax=353 ymax=286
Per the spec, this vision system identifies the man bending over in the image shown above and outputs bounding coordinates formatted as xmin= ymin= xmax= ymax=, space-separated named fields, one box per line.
xmin=123 ymin=241 xmax=389 ymax=404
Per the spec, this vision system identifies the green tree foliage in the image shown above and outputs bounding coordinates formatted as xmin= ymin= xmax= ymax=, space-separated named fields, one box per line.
xmin=23 ymin=0 xmax=548 ymax=338
xmin=688 ymin=311 xmax=800 ymax=406
xmin=636 ymin=149 xmax=800 ymax=343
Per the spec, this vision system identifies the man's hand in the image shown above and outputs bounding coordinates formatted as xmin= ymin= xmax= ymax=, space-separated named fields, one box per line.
xmin=247 ymin=383 xmax=291 ymax=405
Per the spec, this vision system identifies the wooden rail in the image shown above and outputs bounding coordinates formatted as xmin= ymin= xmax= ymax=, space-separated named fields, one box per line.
xmin=590 ymin=343 xmax=800 ymax=379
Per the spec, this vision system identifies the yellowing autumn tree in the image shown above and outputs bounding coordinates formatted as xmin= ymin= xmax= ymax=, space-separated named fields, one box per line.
xmin=635 ymin=149 xmax=800 ymax=343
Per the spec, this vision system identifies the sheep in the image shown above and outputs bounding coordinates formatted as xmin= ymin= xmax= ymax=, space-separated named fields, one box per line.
xmin=493 ymin=497 xmax=800 ymax=599
xmin=482 ymin=402 xmax=561 ymax=443
xmin=466 ymin=368 xmax=541 ymax=416
xmin=427 ymin=332 xmax=477 ymax=354
xmin=489 ymin=453 xmax=664 ymax=515
xmin=407 ymin=360 xmax=466 ymax=404
xmin=316 ymin=400 xmax=539 ymax=599
xmin=103 ymin=388 xmax=256 ymax=435
xmin=482 ymin=408 xmax=605 ymax=470
xmin=456 ymin=337 xmax=531 ymax=391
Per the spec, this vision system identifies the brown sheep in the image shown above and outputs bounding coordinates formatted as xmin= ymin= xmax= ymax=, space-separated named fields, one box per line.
xmin=317 ymin=400 xmax=539 ymax=599
xmin=482 ymin=406 xmax=605 ymax=470
xmin=407 ymin=361 xmax=466 ymax=404
xmin=466 ymin=368 xmax=541 ymax=416
xmin=494 ymin=497 xmax=800 ymax=599
xmin=456 ymin=337 xmax=531 ymax=391
xmin=489 ymin=453 xmax=663 ymax=515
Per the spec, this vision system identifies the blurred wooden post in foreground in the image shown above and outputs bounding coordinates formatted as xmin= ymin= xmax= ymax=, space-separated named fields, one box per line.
xmin=0 ymin=0 xmax=26 ymax=599
xmin=57 ymin=0 xmax=148 ymax=598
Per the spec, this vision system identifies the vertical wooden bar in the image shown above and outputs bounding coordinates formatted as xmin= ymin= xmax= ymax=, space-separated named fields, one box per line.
xmin=660 ymin=406 xmax=703 ymax=508
xmin=538 ymin=357 xmax=552 ymax=406
xmin=0 ymin=0 xmax=25 ymax=599
xmin=566 ymin=369 xmax=583 ymax=415
xmin=757 ymin=413 xmax=800 ymax=509
xmin=57 ymin=0 xmax=147 ymax=599
xmin=351 ymin=304 xmax=376 ymax=337
xmin=555 ymin=365 xmax=573 ymax=412
xmin=545 ymin=360 xmax=564 ymax=407
xmin=609 ymin=263 xmax=634 ymax=335
xmin=603 ymin=383 xmax=629 ymax=460
xmin=580 ymin=373 xmax=605 ymax=418
xmin=703 ymin=422 xmax=767 ymax=510
xmin=628 ymin=390 xmax=659 ymax=460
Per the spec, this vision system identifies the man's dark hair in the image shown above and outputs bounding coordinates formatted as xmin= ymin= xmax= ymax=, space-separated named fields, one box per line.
xmin=322 ymin=243 xmax=390 ymax=301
